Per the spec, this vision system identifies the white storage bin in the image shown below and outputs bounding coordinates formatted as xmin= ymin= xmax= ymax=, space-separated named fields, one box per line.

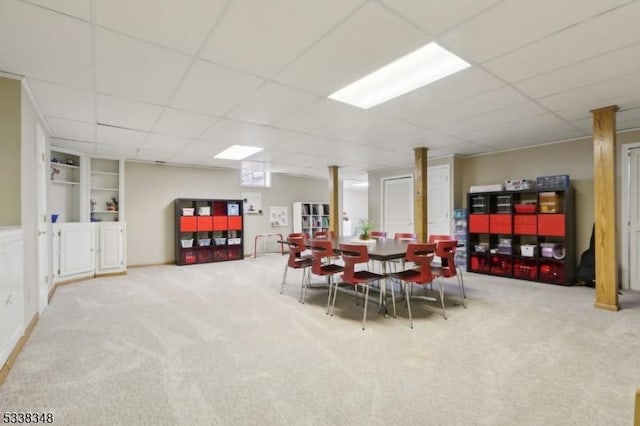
xmin=182 ymin=208 xmax=195 ymax=216
xmin=198 ymin=206 xmax=211 ymax=216
xmin=181 ymin=238 xmax=194 ymax=248
xmin=521 ymin=245 xmax=536 ymax=257
xmin=227 ymin=203 xmax=240 ymax=216
xmin=198 ymin=238 xmax=211 ymax=247
xmin=214 ymin=238 xmax=227 ymax=246
xmin=228 ymin=238 xmax=242 ymax=245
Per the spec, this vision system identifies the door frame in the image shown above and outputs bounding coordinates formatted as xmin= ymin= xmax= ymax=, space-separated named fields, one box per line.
xmin=380 ymin=174 xmax=413 ymax=234
xmin=35 ymin=123 xmax=49 ymax=313
xmin=621 ymin=141 xmax=640 ymax=290
xmin=427 ymin=163 xmax=452 ymax=236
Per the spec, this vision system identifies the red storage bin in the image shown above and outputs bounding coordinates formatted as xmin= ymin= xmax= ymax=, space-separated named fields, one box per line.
xmin=490 ymin=255 xmax=512 ymax=276
xmin=213 ymin=247 xmax=227 ymax=262
xmin=228 ymin=246 xmax=243 ymax=260
xmin=489 ymin=214 xmax=512 ymax=234
xmin=538 ymin=214 xmax=565 ymax=236
xmin=538 ymin=262 xmax=565 ymax=284
xmin=513 ymin=215 xmax=537 ymax=235
xmin=213 ymin=216 xmax=228 ymax=230
xmin=469 ymin=254 xmax=490 ymax=273
xmin=180 ymin=249 xmax=197 ymax=264
xmin=228 ymin=216 xmax=243 ymax=231
xmin=197 ymin=248 xmax=213 ymax=263
xmin=469 ymin=214 xmax=489 ymax=233
xmin=180 ymin=216 xmax=197 ymax=232
xmin=197 ymin=216 xmax=213 ymax=231
xmin=513 ymin=259 xmax=537 ymax=280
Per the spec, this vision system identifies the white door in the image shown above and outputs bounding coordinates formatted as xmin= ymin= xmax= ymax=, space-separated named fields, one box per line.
xmin=428 ymin=164 xmax=451 ymax=236
xmin=96 ymin=224 xmax=124 ymax=273
xmin=35 ymin=124 xmax=49 ymax=313
xmin=59 ymin=224 xmax=95 ymax=278
xmin=629 ymin=147 xmax=640 ymax=290
xmin=383 ymin=176 xmax=413 ymax=237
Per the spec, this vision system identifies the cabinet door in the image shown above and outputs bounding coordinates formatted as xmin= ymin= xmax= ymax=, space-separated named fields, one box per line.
xmin=538 ymin=214 xmax=565 ymax=236
xmin=97 ymin=224 xmax=124 ymax=273
xmin=59 ymin=224 xmax=95 ymax=277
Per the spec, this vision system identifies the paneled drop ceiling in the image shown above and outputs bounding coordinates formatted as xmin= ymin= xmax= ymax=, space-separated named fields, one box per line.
xmin=2 ymin=0 xmax=640 ymax=181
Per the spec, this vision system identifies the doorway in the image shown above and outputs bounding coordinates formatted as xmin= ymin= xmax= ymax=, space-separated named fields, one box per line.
xmin=382 ymin=176 xmax=413 ymax=237
xmin=626 ymin=145 xmax=640 ymax=291
xmin=36 ymin=124 xmax=49 ymax=313
xmin=428 ymin=164 xmax=451 ymax=236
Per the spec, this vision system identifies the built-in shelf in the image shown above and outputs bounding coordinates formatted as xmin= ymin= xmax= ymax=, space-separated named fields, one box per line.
xmin=92 ymin=210 xmax=118 ymax=214
xmin=91 ymin=187 xmax=119 ymax=191
xmin=51 ymin=161 xmax=79 ymax=169
xmin=52 ymin=180 xmax=79 ymax=185
xmin=91 ymin=171 xmax=118 ymax=176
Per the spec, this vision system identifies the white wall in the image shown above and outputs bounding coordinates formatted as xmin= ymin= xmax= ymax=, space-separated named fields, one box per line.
xmin=343 ymin=188 xmax=367 ymax=236
xmin=124 ymin=162 xmax=329 ymax=265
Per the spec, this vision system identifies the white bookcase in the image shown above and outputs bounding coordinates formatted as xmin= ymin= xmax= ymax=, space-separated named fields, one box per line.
xmin=292 ymin=202 xmax=330 ymax=237
xmin=90 ymin=158 xmax=124 ymax=223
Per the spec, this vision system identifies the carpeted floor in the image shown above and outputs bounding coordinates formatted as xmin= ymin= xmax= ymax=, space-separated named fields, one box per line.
xmin=1 ymin=254 xmax=638 ymax=425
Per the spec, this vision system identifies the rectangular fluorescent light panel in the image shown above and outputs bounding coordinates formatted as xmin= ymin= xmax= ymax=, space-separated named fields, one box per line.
xmin=214 ymin=145 xmax=263 ymax=160
xmin=328 ymin=42 xmax=470 ymax=109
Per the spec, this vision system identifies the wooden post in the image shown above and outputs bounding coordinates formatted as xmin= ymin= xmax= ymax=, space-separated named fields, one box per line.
xmin=635 ymin=389 xmax=640 ymax=426
xmin=328 ymin=166 xmax=340 ymax=237
xmin=414 ymin=147 xmax=428 ymax=242
xmin=591 ymin=105 xmax=620 ymax=311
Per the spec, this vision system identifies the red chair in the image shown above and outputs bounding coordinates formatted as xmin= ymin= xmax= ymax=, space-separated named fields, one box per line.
xmin=388 ymin=243 xmax=445 ymax=327
xmin=371 ymin=231 xmax=387 ymax=239
xmin=309 ymin=239 xmax=344 ymax=312
xmin=428 ymin=234 xmax=466 ymax=298
xmin=431 ymin=239 xmax=466 ymax=307
xmin=314 ymin=230 xmax=335 ymax=239
xmin=394 ymin=232 xmax=416 ymax=242
xmin=280 ymin=236 xmax=313 ymax=302
xmin=333 ymin=243 xmax=389 ymax=330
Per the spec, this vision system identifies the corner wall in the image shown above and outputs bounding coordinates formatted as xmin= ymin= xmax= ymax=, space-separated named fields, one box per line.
xmin=0 ymin=77 xmax=21 ymax=226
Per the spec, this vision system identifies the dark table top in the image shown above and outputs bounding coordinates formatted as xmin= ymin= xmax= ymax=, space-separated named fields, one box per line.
xmin=321 ymin=237 xmax=410 ymax=261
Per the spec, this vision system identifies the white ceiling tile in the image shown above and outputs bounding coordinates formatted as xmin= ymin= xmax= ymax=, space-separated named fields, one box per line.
xmin=96 ymin=125 xmax=147 ymax=148
xmin=199 ymin=157 xmax=242 ymax=169
xmin=372 ymin=67 xmax=504 ymax=119
xmin=23 ymin=0 xmax=91 ymax=20
xmin=143 ymin=133 xmax=191 ymax=152
xmin=135 ymin=149 xmax=178 ymax=162
xmin=180 ymin=139 xmax=226 ymax=157
xmin=28 ymin=79 xmax=94 ymax=122
xmin=50 ymin=137 xmax=97 ymax=154
xmin=405 ymin=86 xmax=528 ymax=128
xmin=96 ymin=0 xmax=225 ymax=55
xmin=201 ymin=0 xmax=364 ymax=78
xmin=95 ymin=144 xmax=138 ymax=158
xmin=446 ymin=102 xmax=549 ymax=135
xmin=48 ymin=117 xmax=95 ymax=142
xmin=274 ymin=134 xmax=341 ymax=155
xmin=237 ymin=127 xmax=300 ymax=149
xmin=514 ymin=42 xmax=640 ymax=99
xmin=272 ymin=99 xmax=361 ymax=132
xmin=226 ymin=82 xmax=318 ymax=125
xmin=310 ymin=111 xmax=394 ymax=143
xmin=0 ymin=0 xmax=92 ymax=88
xmin=274 ymin=1 xmax=430 ymax=95
xmin=380 ymin=0 xmax=501 ymax=36
xmin=95 ymin=28 xmax=191 ymax=104
xmin=97 ymin=94 xmax=164 ymax=131
xmin=441 ymin=0 xmax=630 ymax=63
xmin=484 ymin=1 xmax=640 ymax=82
xmin=170 ymin=59 xmax=264 ymax=116
xmin=152 ymin=108 xmax=218 ymax=139
xmin=198 ymin=118 xmax=263 ymax=143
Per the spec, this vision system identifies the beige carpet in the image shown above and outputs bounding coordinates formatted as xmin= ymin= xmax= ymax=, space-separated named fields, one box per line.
xmin=1 ymin=254 xmax=639 ymax=426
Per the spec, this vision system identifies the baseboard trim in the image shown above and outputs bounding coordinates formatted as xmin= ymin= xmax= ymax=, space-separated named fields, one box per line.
xmin=129 ymin=262 xmax=174 ymax=268
xmin=0 ymin=313 xmax=39 ymax=386
xmin=594 ymin=302 xmax=620 ymax=312
xmin=95 ymin=271 xmax=127 ymax=278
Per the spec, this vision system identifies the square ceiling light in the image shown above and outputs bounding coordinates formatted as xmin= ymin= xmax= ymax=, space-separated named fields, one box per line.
xmin=214 ymin=144 xmax=263 ymax=160
xmin=328 ymin=42 xmax=470 ymax=109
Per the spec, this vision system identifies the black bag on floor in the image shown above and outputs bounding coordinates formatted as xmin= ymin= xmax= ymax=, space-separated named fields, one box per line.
xmin=577 ymin=224 xmax=595 ymax=287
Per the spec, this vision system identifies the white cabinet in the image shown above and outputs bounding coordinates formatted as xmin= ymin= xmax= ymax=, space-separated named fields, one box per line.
xmin=52 ymin=223 xmax=95 ymax=281
xmin=96 ymin=223 xmax=126 ymax=274
xmin=49 ymin=149 xmax=82 ymax=223
xmin=51 ymin=222 xmax=127 ymax=283
xmin=293 ymin=202 xmax=330 ymax=237
xmin=0 ymin=229 xmax=24 ymax=368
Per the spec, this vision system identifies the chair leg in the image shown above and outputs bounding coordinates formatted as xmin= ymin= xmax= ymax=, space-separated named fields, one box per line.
xmin=458 ymin=267 xmax=467 ymax=298
xmin=387 ymin=279 xmax=396 ymax=318
xmin=362 ymin=285 xmax=370 ymax=330
xmin=437 ymin=278 xmax=447 ymax=320
xmin=280 ymin=263 xmax=289 ymax=294
xmin=457 ymin=273 xmax=466 ymax=308
xmin=326 ymin=275 xmax=333 ymax=314
xmin=330 ymin=280 xmax=339 ymax=316
xmin=299 ymin=268 xmax=310 ymax=303
xmin=404 ymin=282 xmax=413 ymax=329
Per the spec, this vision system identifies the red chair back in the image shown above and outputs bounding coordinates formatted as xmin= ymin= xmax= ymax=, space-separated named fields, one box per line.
xmin=288 ymin=232 xmax=308 ymax=240
xmin=405 ymin=243 xmax=436 ymax=283
xmin=287 ymin=236 xmax=306 ymax=267
xmin=310 ymin=239 xmax=334 ymax=275
xmin=314 ymin=230 xmax=334 ymax=239
xmin=339 ymin=243 xmax=369 ymax=283
xmin=371 ymin=231 xmax=387 ymax=239
xmin=428 ymin=234 xmax=452 ymax=243
xmin=394 ymin=232 xmax=416 ymax=242
xmin=435 ymin=239 xmax=457 ymax=277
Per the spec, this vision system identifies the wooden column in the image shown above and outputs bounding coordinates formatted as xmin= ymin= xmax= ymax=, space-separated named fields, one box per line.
xmin=635 ymin=389 xmax=640 ymax=426
xmin=414 ymin=147 xmax=428 ymax=242
xmin=328 ymin=165 xmax=340 ymax=237
xmin=591 ymin=105 xmax=619 ymax=311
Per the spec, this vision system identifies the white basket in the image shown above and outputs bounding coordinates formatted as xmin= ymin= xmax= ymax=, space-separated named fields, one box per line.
xmin=181 ymin=238 xmax=194 ymax=248
xmin=521 ymin=245 xmax=536 ymax=257
xmin=214 ymin=238 xmax=227 ymax=246
xmin=228 ymin=238 xmax=242 ymax=245
xmin=197 ymin=238 xmax=211 ymax=247
xmin=182 ymin=208 xmax=195 ymax=216
xmin=198 ymin=206 xmax=211 ymax=216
